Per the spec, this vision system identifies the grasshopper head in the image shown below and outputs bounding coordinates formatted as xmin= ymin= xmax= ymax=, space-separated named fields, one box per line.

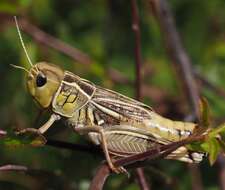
xmin=27 ymin=62 xmax=64 ymax=108
xmin=12 ymin=18 xmax=64 ymax=109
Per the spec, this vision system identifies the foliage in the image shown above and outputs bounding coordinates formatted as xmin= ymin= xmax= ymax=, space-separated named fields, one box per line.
xmin=0 ymin=130 xmax=46 ymax=147
xmin=0 ymin=0 xmax=225 ymax=189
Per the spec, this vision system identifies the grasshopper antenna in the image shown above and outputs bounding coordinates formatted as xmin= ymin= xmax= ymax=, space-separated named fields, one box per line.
xmin=10 ymin=64 xmax=29 ymax=73
xmin=14 ymin=16 xmax=37 ymax=71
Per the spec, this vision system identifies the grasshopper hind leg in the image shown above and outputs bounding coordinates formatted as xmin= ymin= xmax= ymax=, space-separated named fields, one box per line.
xmin=74 ymin=125 xmax=128 ymax=174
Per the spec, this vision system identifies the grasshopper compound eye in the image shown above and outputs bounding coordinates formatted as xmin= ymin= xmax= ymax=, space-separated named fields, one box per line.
xmin=36 ymin=73 xmax=47 ymax=87
xmin=26 ymin=62 xmax=64 ymax=108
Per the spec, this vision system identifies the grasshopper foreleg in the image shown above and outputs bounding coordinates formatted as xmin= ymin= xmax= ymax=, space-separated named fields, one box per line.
xmin=38 ymin=114 xmax=61 ymax=134
xmin=17 ymin=114 xmax=60 ymax=135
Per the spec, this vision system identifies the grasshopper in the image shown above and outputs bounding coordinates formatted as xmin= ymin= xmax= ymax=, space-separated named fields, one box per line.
xmin=13 ymin=17 xmax=204 ymax=173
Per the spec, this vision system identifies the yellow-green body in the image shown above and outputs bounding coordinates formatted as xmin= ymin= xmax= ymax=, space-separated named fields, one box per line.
xmin=26 ymin=62 xmax=204 ymax=164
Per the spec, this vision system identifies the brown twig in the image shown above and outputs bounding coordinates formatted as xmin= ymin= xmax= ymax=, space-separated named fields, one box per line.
xmin=136 ymin=168 xmax=151 ymax=190
xmin=131 ymin=0 xmax=150 ymax=189
xmin=0 ymin=164 xmax=28 ymax=172
xmin=18 ymin=18 xmax=93 ymax=65
xmin=132 ymin=0 xmax=143 ymax=100
xmin=89 ymin=164 xmax=111 ymax=190
xmin=148 ymin=0 xmax=200 ymax=117
xmin=148 ymin=1 xmax=203 ymax=190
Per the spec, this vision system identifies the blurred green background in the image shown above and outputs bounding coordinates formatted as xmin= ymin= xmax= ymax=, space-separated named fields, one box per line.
xmin=0 ymin=0 xmax=225 ymax=189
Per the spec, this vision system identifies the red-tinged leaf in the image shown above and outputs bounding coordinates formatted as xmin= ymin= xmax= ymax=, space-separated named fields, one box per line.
xmin=199 ymin=97 xmax=211 ymax=128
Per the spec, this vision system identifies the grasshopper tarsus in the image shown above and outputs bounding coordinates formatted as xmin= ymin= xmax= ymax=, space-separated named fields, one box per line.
xmin=15 ymin=127 xmax=41 ymax=136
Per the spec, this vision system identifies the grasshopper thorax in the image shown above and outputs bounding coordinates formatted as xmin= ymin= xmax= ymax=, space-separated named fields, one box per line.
xmin=27 ymin=62 xmax=64 ymax=108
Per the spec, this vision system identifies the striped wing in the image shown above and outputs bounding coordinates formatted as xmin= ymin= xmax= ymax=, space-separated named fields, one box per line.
xmin=91 ymin=86 xmax=153 ymax=122
xmin=90 ymin=86 xmax=204 ymax=163
xmin=91 ymin=86 xmax=173 ymax=144
xmin=91 ymin=86 xmax=174 ymax=144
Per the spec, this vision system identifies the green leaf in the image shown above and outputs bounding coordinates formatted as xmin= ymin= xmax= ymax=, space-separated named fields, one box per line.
xmin=187 ymin=141 xmax=206 ymax=152
xmin=0 ymin=130 xmax=46 ymax=147
xmin=208 ymin=138 xmax=221 ymax=165
xmin=209 ymin=123 xmax=225 ymax=138
xmin=187 ymin=134 xmax=223 ymax=165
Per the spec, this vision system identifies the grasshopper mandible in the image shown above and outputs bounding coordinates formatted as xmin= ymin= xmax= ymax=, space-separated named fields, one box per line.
xmin=13 ymin=17 xmax=204 ymax=173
